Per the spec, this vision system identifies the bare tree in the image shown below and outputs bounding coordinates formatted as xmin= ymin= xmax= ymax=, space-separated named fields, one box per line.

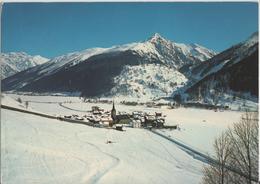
xmin=212 ymin=90 xmax=219 ymax=107
xmin=202 ymin=165 xmax=221 ymax=184
xmin=25 ymin=101 xmax=29 ymax=109
xmin=202 ymin=111 xmax=259 ymax=184
xmin=215 ymin=132 xmax=232 ymax=184
xmin=202 ymin=132 xmax=232 ymax=184
xmin=227 ymin=112 xmax=258 ymax=184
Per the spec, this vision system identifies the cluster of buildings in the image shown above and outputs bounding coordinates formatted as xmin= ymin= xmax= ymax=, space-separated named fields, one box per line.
xmin=111 ymin=102 xmax=167 ymax=129
xmin=130 ymin=111 xmax=165 ymax=128
xmin=63 ymin=102 xmax=169 ymax=130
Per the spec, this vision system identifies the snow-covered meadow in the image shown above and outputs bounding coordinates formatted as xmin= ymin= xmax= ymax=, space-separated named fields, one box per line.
xmin=1 ymin=94 xmax=246 ymax=183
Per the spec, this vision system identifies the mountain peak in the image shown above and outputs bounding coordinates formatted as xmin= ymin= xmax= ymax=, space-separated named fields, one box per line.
xmin=189 ymin=43 xmax=200 ymax=48
xmin=249 ymin=31 xmax=258 ymax=38
xmin=148 ymin=33 xmax=168 ymax=43
xmin=246 ymin=31 xmax=258 ymax=43
xmin=1 ymin=52 xmax=49 ymax=79
xmin=152 ymin=33 xmax=163 ymax=39
xmin=242 ymin=31 xmax=258 ymax=48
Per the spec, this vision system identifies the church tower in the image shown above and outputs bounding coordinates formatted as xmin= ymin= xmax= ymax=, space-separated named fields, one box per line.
xmin=111 ymin=101 xmax=117 ymax=122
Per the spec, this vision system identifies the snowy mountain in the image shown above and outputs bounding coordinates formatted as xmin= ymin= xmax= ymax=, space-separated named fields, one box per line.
xmin=1 ymin=52 xmax=49 ymax=79
xmin=186 ymin=32 xmax=258 ymax=81
xmin=110 ymin=64 xmax=188 ymax=100
xmin=2 ymin=34 xmax=215 ymax=99
xmin=2 ymin=32 xmax=257 ymax=102
xmin=148 ymin=33 xmax=216 ymax=69
xmin=181 ymin=32 xmax=258 ymax=104
xmin=15 ymin=33 xmax=215 ymax=78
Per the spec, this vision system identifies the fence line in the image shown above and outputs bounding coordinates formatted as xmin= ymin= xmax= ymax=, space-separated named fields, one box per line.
xmin=1 ymin=105 xmax=94 ymax=127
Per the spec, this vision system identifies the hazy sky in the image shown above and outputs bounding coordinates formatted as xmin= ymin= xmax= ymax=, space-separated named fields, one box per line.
xmin=2 ymin=2 xmax=258 ymax=58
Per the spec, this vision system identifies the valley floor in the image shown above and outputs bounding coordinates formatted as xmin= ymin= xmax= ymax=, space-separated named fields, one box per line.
xmin=1 ymin=94 xmax=247 ymax=183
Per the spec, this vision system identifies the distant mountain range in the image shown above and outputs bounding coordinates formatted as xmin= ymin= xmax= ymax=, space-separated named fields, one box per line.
xmin=1 ymin=32 xmax=258 ymax=103
xmin=1 ymin=33 xmax=215 ymax=98
xmin=1 ymin=52 xmax=49 ymax=79
xmin=181 ymin=32 xmax=258 ymax=104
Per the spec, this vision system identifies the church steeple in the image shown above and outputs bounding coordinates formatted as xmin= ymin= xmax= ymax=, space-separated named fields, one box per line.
xmin=112 ymin=101 xmax=115 ymax=111
xmin=111 ymin=101 xmax=117 ymax=122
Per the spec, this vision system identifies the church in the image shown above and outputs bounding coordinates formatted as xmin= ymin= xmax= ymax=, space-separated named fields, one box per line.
xmin=110 ymin=102 xmax=131 ymax=126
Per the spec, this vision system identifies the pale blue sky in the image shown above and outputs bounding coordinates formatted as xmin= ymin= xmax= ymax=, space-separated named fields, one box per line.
xmin=2 ymin=2 xmax=258 ymax=58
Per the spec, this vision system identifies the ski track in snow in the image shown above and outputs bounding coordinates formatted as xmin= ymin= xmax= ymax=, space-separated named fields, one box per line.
xmin=74 ymin=131 xmax=120 ymax=184
xmin=16 ymin=120 xmax=91 ymax=184
xmin=144 ymin=130 xmax=201 ymax=175
xmin=2 ymin=108 xmax=204 ymax=183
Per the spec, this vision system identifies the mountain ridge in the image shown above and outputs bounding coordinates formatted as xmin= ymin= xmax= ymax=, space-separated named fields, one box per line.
xmin=175 ymin=32 xmax=259 ymax=104
xmin=2 ymin=32 xmax=258 ymax=103
xmin=2 ymin=33 xmax=215 ymax=99
xmin=1 ymin=52 xmax=49 ymax=79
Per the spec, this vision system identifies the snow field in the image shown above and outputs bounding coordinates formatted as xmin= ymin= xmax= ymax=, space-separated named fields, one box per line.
xmin=3 ymin=94 xmax=244 ymax=155
xmin=1 ymin=94 xmax=247 ymax=183
xmin=2 ymin=109 xmax=204 ymax=184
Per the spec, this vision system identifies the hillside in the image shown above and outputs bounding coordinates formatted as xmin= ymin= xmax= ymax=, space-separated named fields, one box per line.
xmin=184 ymin=48 xmax=258 ymax=104
xmin=2 ymin=34 xmax=215 ymax=99
xmin=1 ymin=52 xmax=49 ymax=79
xmin=169 ymin=32 xmax=259 ymax=106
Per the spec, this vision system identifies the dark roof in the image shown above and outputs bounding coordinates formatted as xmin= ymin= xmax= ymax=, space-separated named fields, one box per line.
xmin=116 ymin=114 xmax=130 ymax=120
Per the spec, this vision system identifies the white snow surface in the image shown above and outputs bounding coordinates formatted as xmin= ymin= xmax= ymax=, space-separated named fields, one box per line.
xmin=38 ymin=48 xmax=107 ymax=76
xmin=4 ymin=94 xmax=244 ymax=155
xmin=58 ymin=100 xmax=243 ymax=155
xmin=2 ymin=106 xmax=206 ymax=184
xmin=157 ymin=108 xmax=243 ymax=155
xmin=1 ymin=94 xmax=247 ymax=183
xmin=1 ymin=52 xmax=49 ymax=79
xmin=198 ymin=59 xmax=230 ymax=80
xmin=243 ymin=31 xmax=258 ymax=47
xmin=110 ymin=64 xmax=188 ymax=100
xmin=1 ymin=94 xmax=26 ymax=109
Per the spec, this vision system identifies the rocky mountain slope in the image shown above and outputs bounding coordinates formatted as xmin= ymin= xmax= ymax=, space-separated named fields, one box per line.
xmin=181 ymin=32 xmax=258 ymax=104
xmin=2 ymin=34 xmax=215 ymax=99
xmin=1 ymin=52 xmax=49 ymax=79
xmin=186 ymin=32 xmax=258 ymax=81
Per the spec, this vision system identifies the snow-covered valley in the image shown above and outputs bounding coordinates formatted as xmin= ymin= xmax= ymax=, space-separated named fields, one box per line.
xmin=1 ymin=2 xmax=258 ymax=183
xmin=1 ymin=94 xmax=246 ymax=184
